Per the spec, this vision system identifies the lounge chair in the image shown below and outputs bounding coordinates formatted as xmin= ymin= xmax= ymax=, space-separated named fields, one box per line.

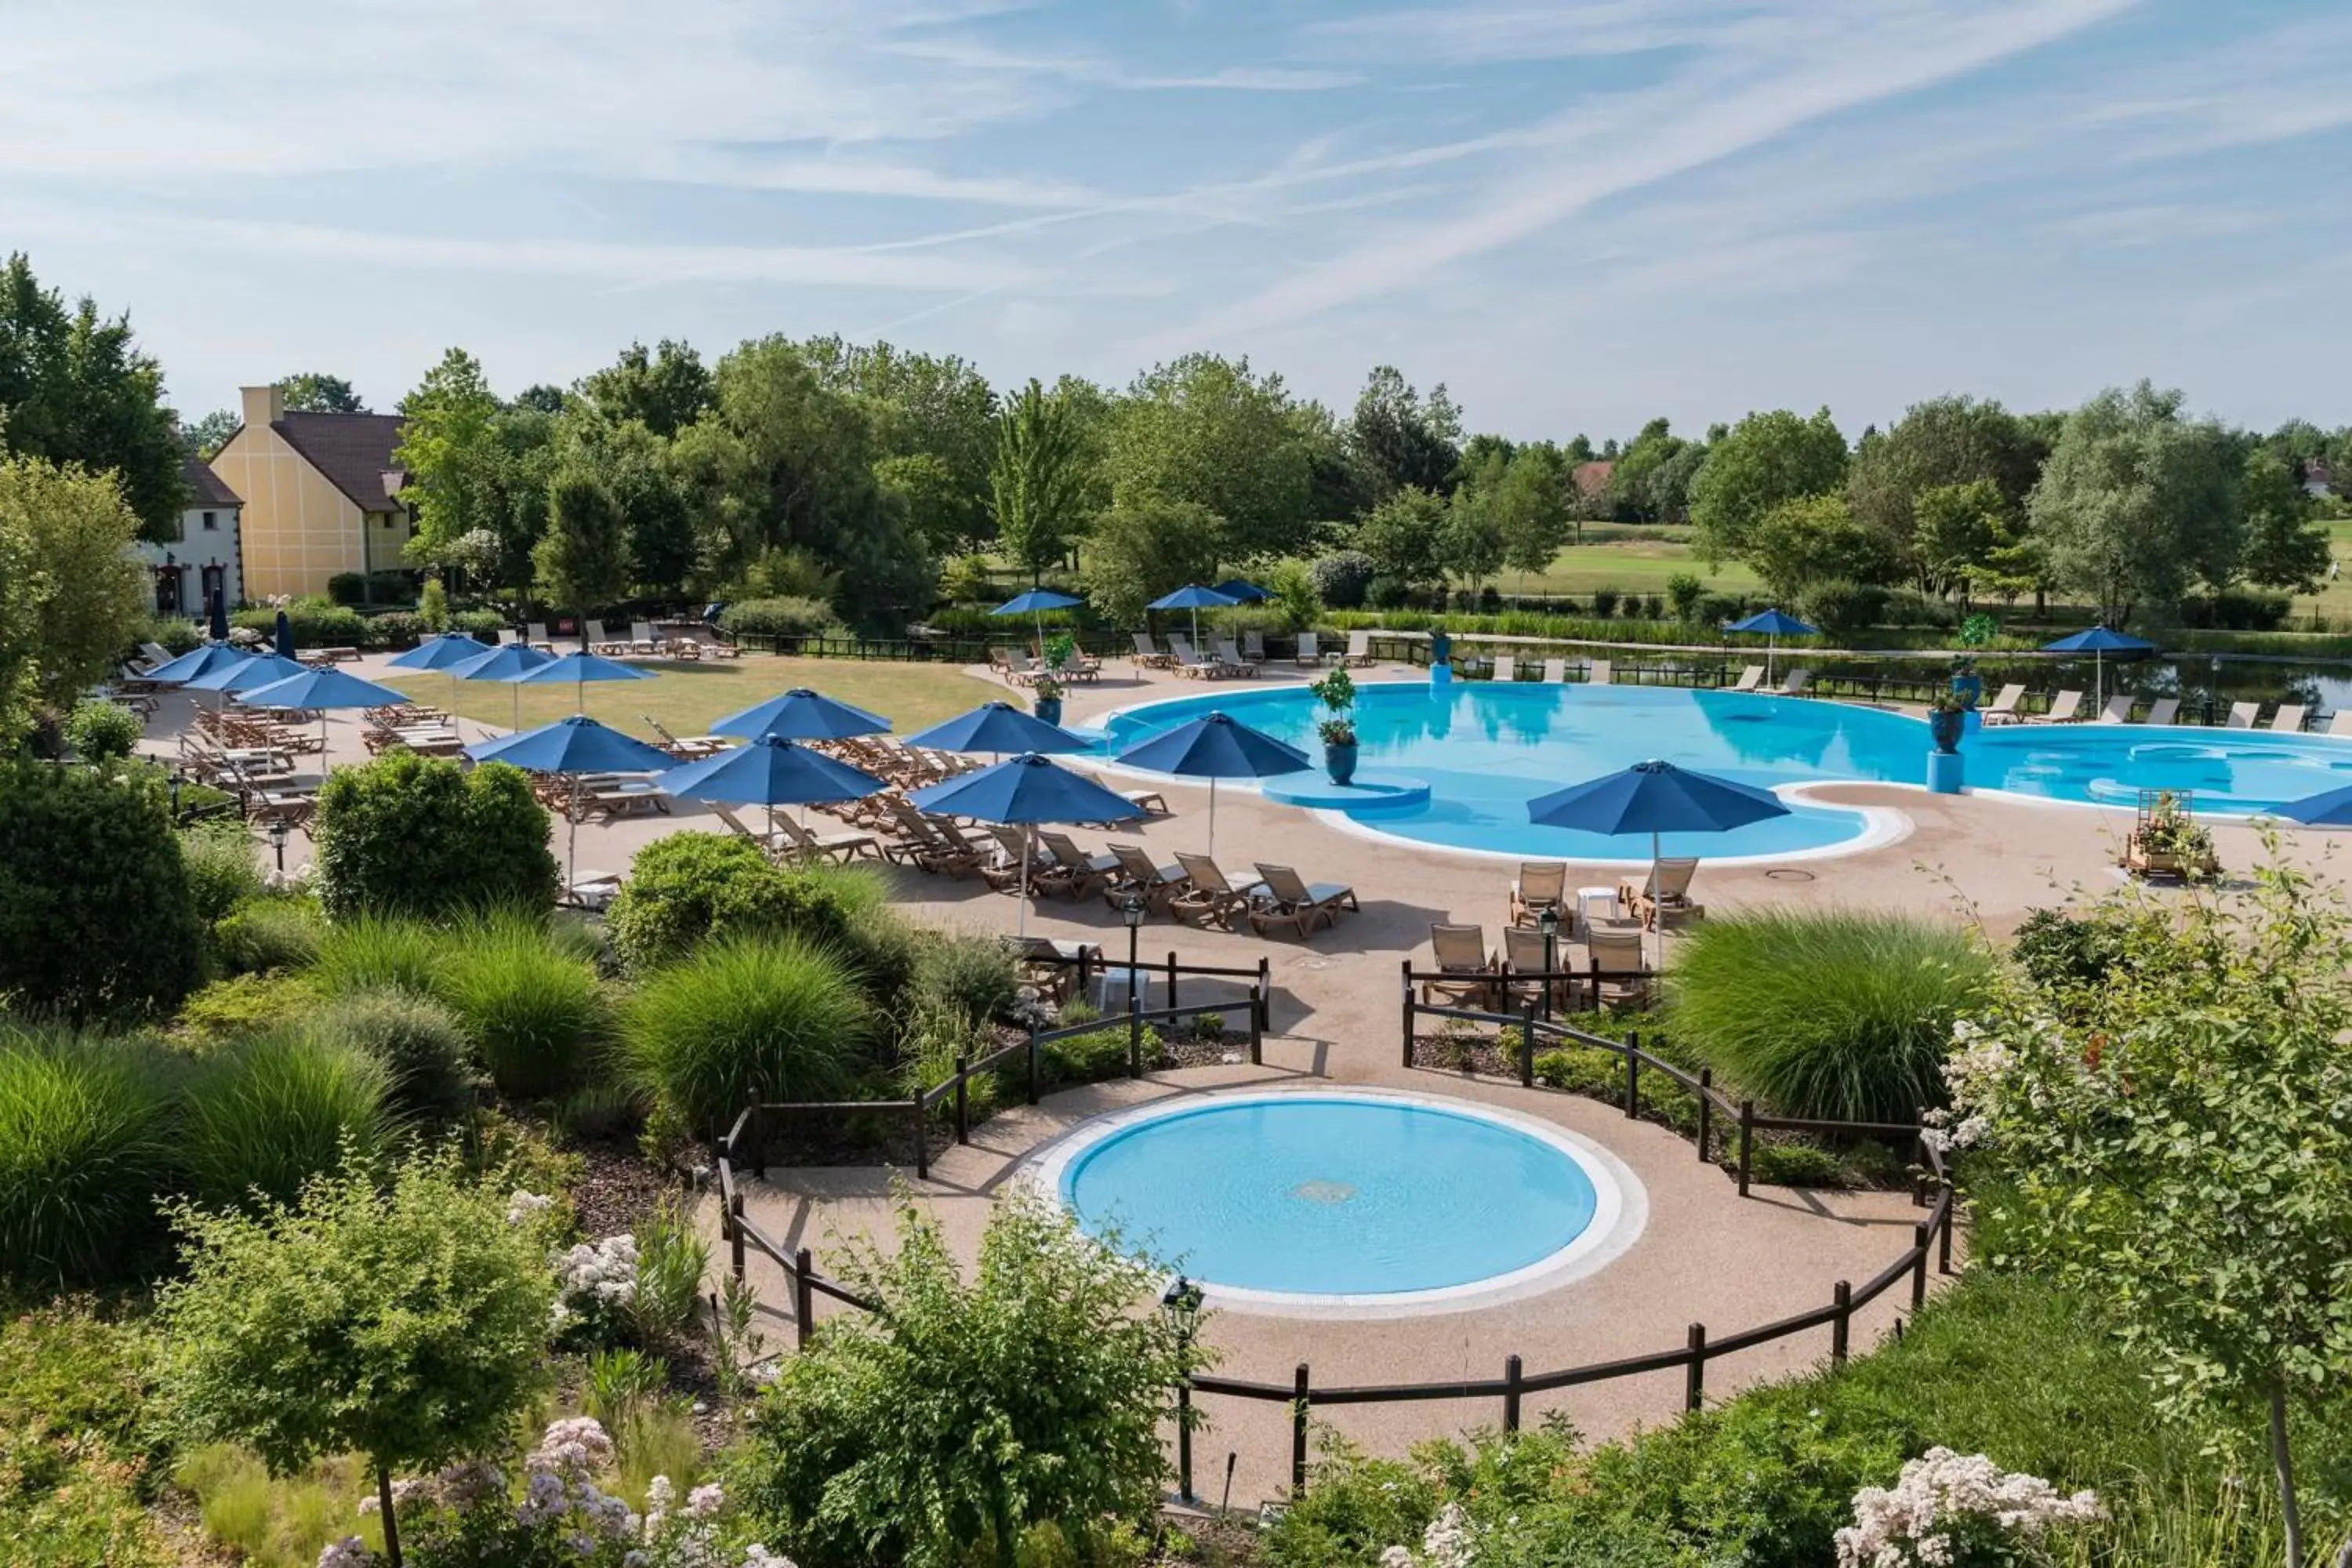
xmin=1588 ymin=658 xmax=1612 ymax=685
xmin=775 ymin=811 xmax=879 ymax=864
xmin=1344 ymin=630 xmax=1376 ymax=667
xmin=2270 ymin=704 xmax=2307 ymax=733
xmin=1542 ymin=658 xmax=1567 ymax=684
xmin=978 ymin=825 xmax=1059 ymax=894
xmin=2092 ymin=695 xmax=2135 ymax=724
xmin=564 ymin=870 xmax=624 ymax=913
xmin=711 ymin=803 xmax=787 ymax=856
xmin=1167 ymin=636 xmax=1221 ymax=680
xmin=1241 ymin=630 xmax=1268 ymax=666
xmin=1104 ymin=843 xmax=1187 ymax=913
xmin=1491 ymin=655 xmax=1518 ymax=684
xmin=2332 ymin=710 xmax=2352 ymax=737
xmin=642 ymin=717 xmax=729 ymax=760
xmin=2143 ymin=698 xmax=2180 ymax=726
xmin=630 ymin=622 xmax=662 ymax=656
xmin=1170 ymin=851 xmax=1261 ymax=927
xmin=499 ymin=628 xmax=524 ymax=648
xmin=1729 ymin=666 xmax=1765 ymax=692
xmin=1620 ymin=857 xmax=1702 ymax=932
xmin=1039 ymin=831 xmax=1120 ymax=901
xmin=1510 ymin=861 xmax=1568 ymax=927
xmin=1778 ymin=668 xmax=1812 ymax=696
xmin=1213 ymin=638 xmax=1260 ymax=677
xmin=1979 ymin=684 xmax=2027 ymax=725
xmin=2028 ymin=690 xmax=2083 ymax=724
xmin=1500 ymin=926 xmax=1570 ymax=1014
xmin=527 ymin=622 xmax=555 ymax=653
xmin=2227 ymin=702 xmax=2260 ymax=729
xmin=1249 ymin=862 xmax=1357 ymax=938
xmin=1419 ymin=924 xmax=1497 ymax=1009
xmin=1584 ymin=928 xmax=1653 ymax=1008
xmin=1132 ymin=632 xmax=1177 ymax=670
xmin=577 ymin=775 xmax=670 ymax=821
xmin=1294 ymin=631 xmax=1323 ymax=667
xmin=1000 ymin=649 xmax=1041 ymax=686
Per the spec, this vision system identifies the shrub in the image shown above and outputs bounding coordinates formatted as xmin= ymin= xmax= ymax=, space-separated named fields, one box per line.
xmin=325 ymin=571 xmax=367 ymax=606
xmin=1639 ymin=592 xmax=1664 ymax=619
xmin=718 ymin=596 xmax=840 ymax=641
xmin=0 ymin=1302 xmax=176 ymax=1566
xmin=211 ymin=898 xmax=325 ymax=976
xmin=313 ymin=753 xmax=557 ymax=920
xmin=621 ymin=935 xmax=870 ymax=1131
xmin=607 ymin=831 xmax=881 ymax=980
xmin=729 ymin=1189 xmax=1207 ymax=1568
xmin=1665 ymin=909 xmax=1994 ymax=1123
xmin=143 ymin=614 xmax=202 ymax=654
xmin=1744 ymin=1142 xmax=1856 ymax=1189
xmin=64 ymin=698 xmax=143 ymax=761
xmin=449 ymin=608 xmax=507 ymax=640
xmin=1530 ymin=1045 xmax=1699 ymax=1134
xmin=1592 ymin=586 xmax=1621 ymax=618
xmin=1264 ymin=557 xmax=1321 ymax=630
xmin=1367 ymin=573 xmax=1412 ymax=609
xmin=366 ymin=609 xmax=426 ymax=648
xmin=909 ymin=931 xmax=1021 ymax=1029
xmin=1801 ymin=579 xmax=1889 ymax=639
xmin=231 ymin=599 xmax=368 ymax=649
xmin=1694 ymin=591 xmax=1747 ymax=628
xmin=1667 ymin=572 xmax=1706 ymax=622
xmin=310 ymin=912 xmax=449 ymax=997
xmin=180 ymin=818 xmax=265 ymax=926
xmin=626 ymin=1202 xmax=709 ymax=1347
xmin=418 ymin=577 xmax=449 ymax=631
xmin=0 ymin=1025 xmax=178 ymax=1283
xmin=1040 ymin=1024 xmax=1158 ymax=1086
xmin=309 ymin=988 xmax=474 ymax=1124
xmin=0 ymin=757 xmax=205 ymax=1022
xmin=178 ymin=1032 xmax=392 ymax=1210
xmin=1309 ymin=550 xmax=1377 ymax=611
xmin=437 ymin=909 xmax=607 ymax=1099
xmin=175 ymin=971 xmax=320 ymax=1046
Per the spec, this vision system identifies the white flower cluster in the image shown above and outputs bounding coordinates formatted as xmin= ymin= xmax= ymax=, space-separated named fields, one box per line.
xmin=552 ymin=1233 xmax=639 ymax=1329
xmin=507 ymin=1189 xmax=556 ymax=1226
xmin=1377 ymin=1502 xmax=1476 ymax=1568
xmin=317 ymin=1537 xmax=370 ymax=1568
xmin=1834 ymin=1447 xmax=2103 ymax=1568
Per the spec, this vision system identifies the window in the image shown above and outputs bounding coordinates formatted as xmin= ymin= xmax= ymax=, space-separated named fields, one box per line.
xmin=201 ymin=510 xmax=218 ymax=531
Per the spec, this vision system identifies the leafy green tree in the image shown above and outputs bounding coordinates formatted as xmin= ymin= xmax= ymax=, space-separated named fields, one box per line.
xmin=1689 ymin=408 xmax=1849 ymax=564
xmin=507 ymin=383 xmax=567 ymax=415
xmin=1082 ymin=497 xmax=1227 ymax=624
xmin=0 ymin=253 xmax=187 ymax=541
xmin=574 ymin=338 xmax=713 ymax=437
xmin=1356 ymin=485 xmax=1449 ymax=590
xmin=1665 ymin=572 xmax=1706 ymax=622
xmin=1910 ymin=480 xmax=2006 ymax=606
xmin=0 ymin=455 xmax=147 ymax=744
xmin=393 ymin=348 xmax=503 ymax=561
xmin=2029 ymin=382 xmax=2241 ymax=622
xmin=730 ymin=1189 xmax=1209 ymax=1568
xmin=1346 ymin=365 xmax=1462 ymax=499
xmin=1442 ymin=481 xmax=1505 ymax=590
xmin=989 ymin=379 xmax=1091 ymax=580
xmin=1602 ymin=418 xmax=1692 ymax=523
xmin=1947 ymin=859 xmax=2352 ymax=1568
xmin=276 ymin=372 xmax=365 ymax=413
xmin=1743 ymin=492 xmax=1896 ymax=601
xmin=179 ymin=408 xmax=240 ymax=460
xmin=1494 ymin=444 xmax=1574 ymax=585
xmin=2239 ymin=447 xmax=2330 ymax=593
xmin=534 ymin=469 xmax=633 ymax=645
xmin=1109 ymin=354 xmax=1316 ymax=558
xmin=806 ymin=336 xmax=998 ymax=552
xmin=154 ymin=1151 xmax=557 ymax=1567
xmin=1846 ymin=395 xmax=2047 ymax=579
xmin=583 ymin=418 xmax=694 ymax=599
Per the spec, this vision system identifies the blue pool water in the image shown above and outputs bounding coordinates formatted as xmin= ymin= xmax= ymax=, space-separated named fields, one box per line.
xmin=1057 ymin=1095 xmax=1599 ymax=1298
xmin=1086 ymin=682 xmax=2352 ymax=858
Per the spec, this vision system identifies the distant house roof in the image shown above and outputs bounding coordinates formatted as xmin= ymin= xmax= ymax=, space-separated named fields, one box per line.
xmin=273 ymin=412 xmax=408 ymax=513
xmin=1573 ymin=460 xmax=1614 ymax=499
xmin=184 ymin=453 xmax=241 ymax=508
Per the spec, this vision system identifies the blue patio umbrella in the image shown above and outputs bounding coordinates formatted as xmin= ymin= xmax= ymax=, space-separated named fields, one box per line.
xmin=144 ymin=643 xmax=252 ymax=686
xmin=2039 ymin=625 xmax=2155 ymax=711
xmin=1115 ymin=710 xmax=1308 ymax=857
xmin=2270 ymin=784 xmax=2352 ymax=827
xmin=273 ymin=609 xmax=296 ymax=660
xmin=1147 ymin=584 xmax=1240 ymax=651
xmin=511 ymin=648 xmax=655 ymax=713
xmin=911 ymin=753 xmax=1145 ymax=935
xmin=387 ymin=632 xmax=495 ymax=670
xmin=467 ymin=715 xmax=676 ymax=888
xmin=180 ymin=652 xmax=309 ymax=694
xmin=1213 ymin=579 xmax=1271 ymax=603
xmin=991 ymin=587 xmax=1084 ymax=659
xmin=660 ymin=734 xmax=886 ymax=848
xmin=209 ymin=587 xmax=230 ymax=643
xmin=1725 ymin=608 xmax=1817 ymax=687
xmin=447 ymin=641 xmax=556 ymax=732
xmin=240 ymin=666 xmax=410 ymax=761
xmin=713 ymin=687 xmax=892 ymax=742
xmin=904 ymin=701 xmax=1088 ymax=756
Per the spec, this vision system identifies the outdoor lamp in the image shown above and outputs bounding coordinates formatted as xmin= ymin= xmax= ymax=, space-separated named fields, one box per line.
xmin=265 ymin=818 xmax=291 ymax=873
xmin=1160 ymin=1273 xmax=1206 ymax=1501
xmin=1537 ymin=906 xmax=1561 ymax=1019
xmin=1121 ymin=894 xmax=1147 ymax=1007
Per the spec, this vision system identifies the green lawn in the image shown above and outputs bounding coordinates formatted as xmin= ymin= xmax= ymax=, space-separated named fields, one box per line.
xmin=383 ymin=655 xmax=1001 ymax=740
xmin=1514 ymin=538 xmax=1761 ymax=598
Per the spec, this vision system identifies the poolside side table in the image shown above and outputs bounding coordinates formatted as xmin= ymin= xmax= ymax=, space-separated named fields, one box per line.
xmin=1576 ymin=886 xmax=1618 ymax=937
xmin=1094 ymin=965 xmax=1154 ymax=1014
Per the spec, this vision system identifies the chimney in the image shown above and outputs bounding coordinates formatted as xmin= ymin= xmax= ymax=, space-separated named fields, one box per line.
xmin=239 ymin=384 xmax=284 ymax=430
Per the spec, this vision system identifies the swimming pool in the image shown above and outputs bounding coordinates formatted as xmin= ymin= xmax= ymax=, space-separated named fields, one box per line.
xmin=1085 ymin=681 xmax=2352 ymax=859
xmin=1036 ymin=1090 xmax=1639 ymax=1313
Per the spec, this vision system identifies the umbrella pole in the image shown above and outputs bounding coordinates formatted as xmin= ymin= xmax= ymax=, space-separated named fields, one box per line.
xmin=1209 ymin=778 xmax=1218 ymax=861
xmin=1018 ymin=824 xmax=1032 ymax=938
xmin=2095 ymin=650 xmax=2103 ymax=712
xmin=567 ymin=776 xmax=579 ymax=894
xmin=1650 ymin=827 xmax=1664 ymax=971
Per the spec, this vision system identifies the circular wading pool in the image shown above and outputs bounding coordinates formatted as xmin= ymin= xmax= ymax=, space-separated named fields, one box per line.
xmin=1032 ymin=1090 xmax=1642 ymax=1316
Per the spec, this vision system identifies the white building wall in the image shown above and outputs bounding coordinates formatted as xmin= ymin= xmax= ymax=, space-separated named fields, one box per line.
xmin=130 ymin=503 xmax=243 ymax=616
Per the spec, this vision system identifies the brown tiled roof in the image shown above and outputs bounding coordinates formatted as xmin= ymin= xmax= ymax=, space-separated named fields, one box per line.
xmin=185 ymin=452 xmax=241 ymax=508
xmin=1573 ymin=459 xmax=1614 ymax=498
xmin=274 ymin=412 xmax=407 ymax=513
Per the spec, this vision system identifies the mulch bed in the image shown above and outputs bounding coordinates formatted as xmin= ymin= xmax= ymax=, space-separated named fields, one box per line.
xmin=565 ymin=1137 xmax=677 ymax=1240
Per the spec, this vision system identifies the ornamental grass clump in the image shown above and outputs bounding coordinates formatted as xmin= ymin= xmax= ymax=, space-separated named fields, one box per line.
xmin=620 ymin=935 xmax=869 ymax=1132
xmin=310 ymin=913 xmax=450 ymax=999
xmin=308 ymin=988 xmax=474 ymax=1125
xmin=437 ymin=909 xmax=607 ymax=1100
xmin=179 ymin=1031 xmax=392 ymax=1210
xmin=0 ymin=1024 xmax=177 ymax=1283
xmin=1664 ymin=908 xmax=1994 ymax=1123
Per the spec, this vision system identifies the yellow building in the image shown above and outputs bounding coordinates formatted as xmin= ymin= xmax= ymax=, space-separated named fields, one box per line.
xmin=208 ymin=384 xmax=411 ymax=601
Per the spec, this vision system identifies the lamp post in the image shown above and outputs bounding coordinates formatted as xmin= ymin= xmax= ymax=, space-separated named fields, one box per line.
xmin=265 ymin=818 xmax=290 ymax=875
xmin=1122 ymin=893 xmax=1146 ymax=1004
xmin=1537 ymin=905 xmax=1560 ymax=1021
xmin=1161 ymin=1273 xmax=1205 ymax=1501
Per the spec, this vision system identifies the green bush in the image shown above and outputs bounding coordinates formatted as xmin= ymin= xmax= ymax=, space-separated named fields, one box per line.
xmin=0 ymin=1025 xmax=178 ymax=1283
xmin=1665 ymin=909 xmax=1994 ymax=1123
xmin=173 ymin=973 xmax=318 ymax=1047
xmin=308 ymin=988 xmax=474 ymax=1124
xmin=230 ymin=599 xmax=368 ymax=649
xmin=0 ymin=1302 xmax=176 ymax=1566
xmin=449 ymin=608 xmax=507 ymax=640
xmin=313 ymin=753 xmax=557 ymax=920
xmin=1040 ymin=1024 xmax=1159 ymax=1086
xmin=718 ymin=596 xmax=840 ymax=641
xmin=211 ymin=898 xmax=325 ymax=976
xmin=309 ymin=912 xmax=449 ymax=997
xmin=179 ymin=819 xmax=264 ymax=926
xmin=1744 ymin=1142 xmax=1856 ymax=1190
xmin=1530 ymin=1044 xmax=1699 ymax=1135
xmin=142 ymin=614 xmax=202 ymax=655
xmin=1801 ymin=579 xmax=1890 ymax=640
xmin=1310 ymin=550 xmax=1377 ymax=611
xmin=178 ymin=1032 xmax=392 ymax=1210
xmin=437 ymin=909 xmax=607 ymax=1099
xmin=909 ymin=930 xmax=1021 ymax=1028
xmin=0 ymin=757 xmax=205 ymax=1022
xmin=608 ymin=831 xmax=885 ymax=982
xmin=621 ymin=935 xmax=870 ymax=1131
xmin=64 ymin=699 xmax=143 ymax=761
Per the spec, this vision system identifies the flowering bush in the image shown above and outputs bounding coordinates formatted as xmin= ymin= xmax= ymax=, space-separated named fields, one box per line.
xmin=1832 ymin=1448 xmax=2100 ymax=1567
xmin=1379 ymin=1502 xmax=1475 ymax=1568
xmin=552 ymin=1234 xmax=639 ymax=1339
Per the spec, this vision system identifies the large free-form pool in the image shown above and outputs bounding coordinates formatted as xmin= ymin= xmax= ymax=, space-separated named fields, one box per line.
xmin=1086 ymin=681 xmax=2352 ymax=860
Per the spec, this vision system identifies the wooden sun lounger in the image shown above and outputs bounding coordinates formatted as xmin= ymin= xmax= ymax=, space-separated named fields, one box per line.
xmin=1621 ymin=857 xmax=1702 ymax=931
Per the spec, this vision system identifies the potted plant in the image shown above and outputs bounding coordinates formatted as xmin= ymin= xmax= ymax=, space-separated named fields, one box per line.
xmin=1030 ymin=672 xmax=1065 ymax=726
xmin=1311 ymin=667 xmax=1359 ymax=785
xmin=1927 ymin=691 xmax=1969 ymax=754
xmin=2125 ymin=789 xmax=2218 ymax=880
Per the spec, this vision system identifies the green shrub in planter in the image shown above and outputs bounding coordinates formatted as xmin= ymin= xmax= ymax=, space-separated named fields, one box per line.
xmin=437 ymin=910 xmax=606 ymax=1099
xmin=0 ymin=1025 xmax=178 ymax=1283
xmin=1664 ymin=909 xmax=1994 ymax=1123
xmin=64 ymin=699 xmax=143 ymax=762
xmin=178 ymin=1031 xmax=391 ymax=1210
xmin=621 ymin=935 xmax=869 ymax=1131
xmin=313 ymin=753 xmax=557 ymax=920
xmin=0 ymin=757 xmax=205 ymax=1022
xmin=310 ymin=987 xmax=474 ymax=1124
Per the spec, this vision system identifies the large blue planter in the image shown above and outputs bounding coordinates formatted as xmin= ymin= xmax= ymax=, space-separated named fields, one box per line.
xmin=1033 ymin=696 xmax=1064 ymax=726
xmin=1325 ymin=740 xmax=1359 ymax=786
xmin=1926 ymin=750 xmax=1965 ymax=794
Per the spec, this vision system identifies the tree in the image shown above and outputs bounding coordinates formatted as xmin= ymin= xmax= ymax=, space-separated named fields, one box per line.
xmin=1356 ymin=485 xmax=1449 ymax=590
xmin=154 ymin=1151 xmax=557 ymax=1567
xmin=1688 ymin=408 xmax=1849 ymax=564
xmin=1442 ymin=485 xmax=1505 ymax=591
xmin=1494 ymin=444 xmax=1574 ymax=585
xmin=535 ymin=469 xmax=633 ymax=645
xmin=1082 ymin=497 xmax=1227 ymax=625
xmin=1846 ymin=396 xmax=2048 ymax=580
xmin=277 ymin=372 xmax=365 ymax=413
xmin=1946 ymin=862 xmax=2352 ymax=1568
xmin=1346 ymin=365 xmax=1462 ymax=498
xmin=805 ymin=336 xmax=998 ymax=552
xmin=180 ymin=408 xmax=240 ymax=459
xmin=575 ymin=338 xmax=713 ymax=438
xmin=579 ymin=418 xmax=694 ymax=599
xmin=1109 ymin=354 xmax=1316 ymax=559
xmin=2029 ymin=383 xmax=2241 ymax=622
xmin=0 ymin=455 xmax=147 ymax=744
xmin=1602 ymin=418 xmax=1690 ymax=523
xmin=509 ymin=383 xmax=567 ymax=415
xmin=0 ymin=253 xmax=187 ymax=541
xmin=1910 ymin=480 xmax=2006 ymax=606
xmin=2239 ymin=448 xmax=2329 ymax=593
xmin=989 ymin=379 xmax=1091 ymax=580
xmin=393 ymin=348 xmax=503 ymax=561
xmin=1744 ymin=493 xmax=1896 ymax=601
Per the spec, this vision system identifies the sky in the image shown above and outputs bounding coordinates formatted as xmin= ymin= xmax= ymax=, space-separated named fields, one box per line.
xmin=3 ymin=0 xmax=2347 ymax=441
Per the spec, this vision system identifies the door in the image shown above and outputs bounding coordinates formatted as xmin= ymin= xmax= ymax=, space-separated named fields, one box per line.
xmin=154 ymin=568 xmax=181 ymax=615
xmin=201 ymin=564 xmax=227 ymax=610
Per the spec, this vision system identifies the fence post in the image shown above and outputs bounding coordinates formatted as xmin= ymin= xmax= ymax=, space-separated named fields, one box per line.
xmin=953 ymin=1055 xmax=969 ymax=1145
xmin=1684 ymin=1323 xmax=1706 ymax=1411
xmin=911 ymin=1094 xmax=928 ymax=1182
xmin=746 ymin=1090 xmax=765 ymax=1181
xmin=1127 ymin=988 xmax=1143 ymax=1079
xmin=1696 ymin=1068 xmax=1713 ymax=1162
xmin=1624 ymin=1032 xmax=1642 ymax=1119
xmin=728 ymin=1192 xmax=746 ymax=1282
xmin=1025 ymin=1025 xmax=1040 ymax=1106
xmin=1519 ymin=1000 xmax=1537 ymax=1088
xmin=1176 ymin=1375 xmax=1195 ymax=1503
xmin=1258 ymin=956 xmax=1272 ymax=1035
xmin=793 ymin=1247 xmax=815 ymax=1351
xmin=1503 ymin=1354 xmax=1523 ymax=1432
xmin=1401 ymin=960 xmax=1417 ymax=1067
xmin=1737 ymin=1100 xmax=1755 ymax=1197
xmin=1911 ymin=1223 xmax=1931 ymax=1308
xmin=1167 ymin=950 xmax=1180 ymax=1013
xmin=1831 ymin=1279 xmax=1852 ymax=1367
xmin=1249 ymin=993 xmax=1264 ymax=1066
xmin=1291 ymin=1364 xmax=1312 ymax=1494
xmin=1939 ymin=1187 xmax=1956 ymax=1275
